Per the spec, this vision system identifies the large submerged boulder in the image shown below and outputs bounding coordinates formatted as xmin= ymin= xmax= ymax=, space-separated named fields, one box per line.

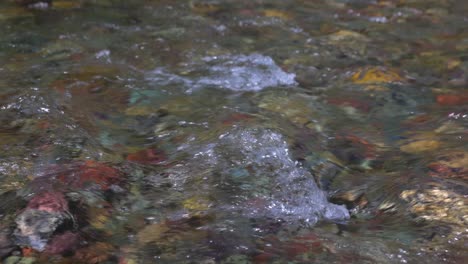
xmin=156 ymin=127 xmax=349 ymax=224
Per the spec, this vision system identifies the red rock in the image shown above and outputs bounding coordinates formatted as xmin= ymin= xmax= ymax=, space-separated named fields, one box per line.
xmin=284 ymin=233 xmax=322 ymax=259
xmin=253 ymin=252 xmax=275 ymax=263
xmin=78 ymin=161 xmax=121 ymax=190
xmin=44 ymin=231 xmax=80 ymax=255
xmin=27 ymin=191 xmax=68 ymax=213
xmin=333 ymin=135 xmax=377 ymax=160
xmin=436 ymin=94 xmax=468 ymax=105
xmin=222 ymin=113 xmax=253 ymax=125
xmin=428 ymin=162 xmax=468 ymax=180
xmin=57 ymin=161 xmax=121 ymax=190
xmin=21 ymin=247 xmax=36 ymax=257
xmin=73 ymin=242 xmax=114 ymax=264
xmin=126 ymin=148 xmax=166 ymax=165
xmin=284 ymin=241 xmax=310 ymax=258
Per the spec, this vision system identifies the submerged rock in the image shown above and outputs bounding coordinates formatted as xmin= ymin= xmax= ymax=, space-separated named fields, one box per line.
xmin=258 ymin=92 xmax=322 ymax=128
xmin=44 ymin=231 xmax=80 ymax=255
xmin=14 ymin=192 xmax=70 ymax=251
xmin=15 ymin=0 xmax=51 ymax=9
xmin=185 ymin=128 xmax=349 ymax=223
xmin=14 ymin=209 xmax=67 ymax=251
xmin=400 ymin=187 xmax=467 ymax=226
xmin=0 ymin=231 xmax=16 ymax=259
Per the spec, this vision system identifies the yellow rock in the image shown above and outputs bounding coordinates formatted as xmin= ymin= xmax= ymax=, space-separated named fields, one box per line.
xmin=446 ymin=58 xmax=461 ymax=70
xmin=190 ymin=0 xmax=220 ymax=15
xmin=88 ymin=207 xmax=110 ymax=230
xmin=328 ymin=30 xmax=368 ymax=42
xmin=363 ymin=85 xmax=389 ymax=92
xmin=183 ymin=196 xmax=211 ymax=211
xmin=137 ymin=222 xmax=170 ymax=244
xmin=258 ymin=93 xmax=318 ymax=127
xmin=263 ymin=9 xmax=292 ymax=20
xmin=52 ymin=0 xmax=82 ymax=9
xmin=400 ymin=140 xmax=440 ymax=153
xmin=437 ymin=151 xmax=468 ymax=168
xmin=351 ymin=67 xmax=404 ymax=84
xmin=125 ymin=105 xmax=154 ymax=116
xmin=0 ymin=7 xmax=33 ymax=20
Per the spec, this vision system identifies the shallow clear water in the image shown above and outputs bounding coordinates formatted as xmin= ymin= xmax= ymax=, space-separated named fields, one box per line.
xmin=0 ymin=0 xmax=467 ymax=263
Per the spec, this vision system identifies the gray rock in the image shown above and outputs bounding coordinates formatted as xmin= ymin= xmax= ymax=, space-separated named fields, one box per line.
xmin=14 ymin=209 xmax=67 ymax=251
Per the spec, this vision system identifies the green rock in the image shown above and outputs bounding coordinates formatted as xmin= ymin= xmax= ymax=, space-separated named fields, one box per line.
xmin=221 ymin=254 xmax=252 ymax=264
xmin=4 ymin=256 xmax=36 ymax=264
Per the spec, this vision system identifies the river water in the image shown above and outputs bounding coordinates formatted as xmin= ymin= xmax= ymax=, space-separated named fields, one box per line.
xmin=0 ymin=0 xmax=467 ymax=263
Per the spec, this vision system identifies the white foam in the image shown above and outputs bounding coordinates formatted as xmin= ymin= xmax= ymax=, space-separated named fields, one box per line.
xmin=173 ymin=127 xmax=349 ymax=223
xmin=216 ymin=128 xmax=349 ymax=222
xmin=146 ymin=53 xmax=296 ymax=92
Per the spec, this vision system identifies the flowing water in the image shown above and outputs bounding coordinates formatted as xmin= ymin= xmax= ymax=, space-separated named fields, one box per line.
xmin=0 ymin=0 xmax=467 ymax=263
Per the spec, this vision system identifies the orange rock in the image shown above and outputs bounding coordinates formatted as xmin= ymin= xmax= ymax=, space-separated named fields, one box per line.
xmin=21 ymin=247 xmax=36 ymax=257
xmin=436 ymin=94 xmax=468 ymax=105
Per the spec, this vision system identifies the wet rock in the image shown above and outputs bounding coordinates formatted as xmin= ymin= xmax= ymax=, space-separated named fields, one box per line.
xmin=428 ymin=151 xmax=468 ymax=180
xmin=258 ymin=92 xmax=321 ymax=128
xmin=330 ymin=189 xmax=368 ymax=209
xmin=13 ymin=191 xmax=71 ymax=251
xmin=326 ymin=96 xmax=371 ymax=113
xmin=15 ymin=0 xmax=51 ymax=9
xmin=73 ymin=242 xmax=115 ymax=264
xmin=126 ymin=148 xmax=166 ymax=165
xmin=136 ymin=216 xmax=210 ymax=252
xmin=0 ymin=231 xmax=17 ymax=259
xmin=262 ymin=9 xmax=293 ymax=20
xmin=400 ymin=187 xmax=467 ymax=226
xmin=3 ymin=256 xmax=36 ymax=264
xmin=400 ymin=139 xmax=440 ymax=154
xmin=51 ymin=0 xmax=82 ymax=10
xmin=40 ymin=39 xmax=84 ymax=61
xmin=57 ymin=161 xmax=122 ymax=191
xmin=220 ymin=254 xmax=251 ymax=264
xmin=77 ymin=161 xmax=121 ymax=190
xmin=329 ymin=135 xmax=377 ymax=168
xmin=26 ymin=192 xmax=68 ymax=213
xmin=324 ymin=30 xmax=369 ymax=57
xmin=436 ymin=93 xmax=468 ymax=106
xmin=14 ymin=209 xmax=67 ymax=251
xmin=0 ymin=7 xmax=34 ymax=20
xmin=350 ymin=67 xmax=404 ymax=85
xmin=190 ymin=0 xmax=222 ymax=15
xmin=327 ymin=30 xmax=368 ymax=43
xmin=182 ymin=196 xmax=213 ymax=213
xmin=44 ymin=231 xmax=80 ymax=255
xmin=136 ymin=222 xmax=170 ymax=245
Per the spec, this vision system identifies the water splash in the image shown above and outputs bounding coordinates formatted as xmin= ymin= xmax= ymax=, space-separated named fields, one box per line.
xmin=146 ymin=53 xmax=296 ymax=93
xmin=186 ymin=128 xmax=349 ymax=224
